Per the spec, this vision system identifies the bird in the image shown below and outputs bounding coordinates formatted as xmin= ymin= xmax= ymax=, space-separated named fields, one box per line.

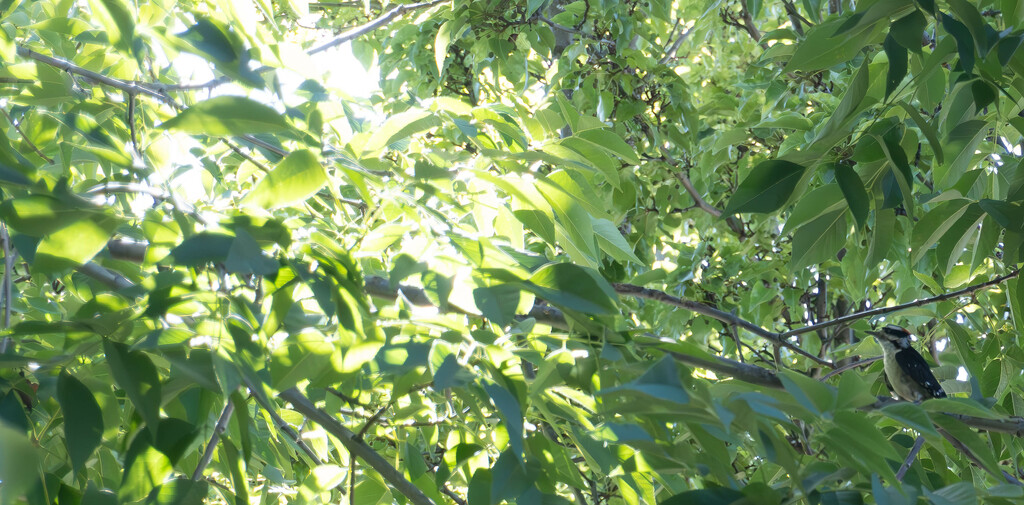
xmin=867 ymin=324 xmax=946 ymax=402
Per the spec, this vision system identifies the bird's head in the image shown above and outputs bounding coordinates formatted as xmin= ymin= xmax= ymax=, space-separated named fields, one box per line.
xmin=867 ymin=324 xmax=913 ymax=349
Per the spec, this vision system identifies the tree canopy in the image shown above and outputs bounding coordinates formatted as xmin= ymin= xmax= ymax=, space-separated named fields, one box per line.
xmin=2 ymin=0 xmax=1024 ymax=504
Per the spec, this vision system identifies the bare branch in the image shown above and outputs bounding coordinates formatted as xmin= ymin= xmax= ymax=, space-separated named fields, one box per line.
xmin=279 ymin=387 xmax=439 ymax=505
xmin=192 ymin=401 xmax=235 ymax=480
xmin=614 ymin=283 xmax=834 ymax=367
xmin=309 ymin=0 xmax=448 ymax=55
xmin=818 ymin=356 xmax=881 ymax=381
xmin=779 ymin=269 xmax=1021 ymax=339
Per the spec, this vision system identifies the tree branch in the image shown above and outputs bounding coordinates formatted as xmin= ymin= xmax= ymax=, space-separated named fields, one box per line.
xmin=614 ymin=283 xmax=834 ymax=367
xmin=279 ymin=387 xmax=438 ymax=505
xmin=192 ymin=401 xmax=235 ymax=480
xmin=309 ymin=0 xmax=448 ymax=55
xmin=778 ymin=269 xmax=1021 ymax=339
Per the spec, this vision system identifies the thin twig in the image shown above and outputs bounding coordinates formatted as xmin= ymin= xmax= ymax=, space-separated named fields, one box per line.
xmin=818 ymin=356 xmax=881 ymax=381
xmin=0 ymin=107 xmax=53 ymax=164
xmin=659 ymin=147 xmax=722 ymax=218
xmin=309 ymin=0 xmax=448 ymax=55
xmin=779 ymin=269 xmax=1021 ymax=339
xmin=192 ymin=401 xmax=235 ymax=480
xmin=538 ymin=15 xmax=616 ymax=47
xmin=245 ymin=379 xmax=322 ymax=463
xmin=614 ymin=283 xmax=834 ymax=367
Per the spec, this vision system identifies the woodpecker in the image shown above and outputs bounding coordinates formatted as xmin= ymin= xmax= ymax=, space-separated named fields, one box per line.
xmin=867 ymin=325 xmax=946 ymax=401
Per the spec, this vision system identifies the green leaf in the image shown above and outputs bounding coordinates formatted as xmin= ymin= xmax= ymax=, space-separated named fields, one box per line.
xmin=897 ymin=101 xmax=944 ymax=164
xmin=270 ymin=332 xmax=337 ymax=390
xmin=910 ymin=199 xmax=970 ymax=264
xmin=170 ymin=232 xmax=234 ymax=266
xmin=599 ymin=356 xmax=690 ymax=405
xmin=524 ymin=263 xmax=617 ymax=315
xmin=883 ymin=33 xmax=908 ymax=98
xmin=723 ymin=160 xmax=807 ymax=215
xmin=782 ymin=184 xmax=845 ymax=234
xmin=941 ymin=13 xmax=975 ymax=74
xmin=979 ymin=199 xmax=1024 ymax=232
xmin=434 ymin=20 xmax=453 ymax=76
xmin=362 ymin=109 xmax=440 ymax=154
xmin=891 ymin=10 xmax=927 ymax=53
xmin=0 ymin=423 xmax=42 ymax=504
xmin=244 ymin=149 xmax=327 ymax=209
xmin=57 ymin=371 xmax=104 ymax=473
xmin=150 ymin=478 xmax=208 ymax=505
xmin=835 ymin=165 xmax=870 ymax=228
xmin=224 ymin=229 xmax=280 ymax=275
xmin=35 ymin=214 xmax=119 ymax=272
xmin=165 ymin=349 xmax=221 ymax=393
xmin=159 ymin=96 xmax=291 ymax=135
xmin=592 ymin=218 xmax=643 ymax=264
xmin=483 ymin=382 xmax=524 ymax=460
xmin=103 ymin=340 xmax=162 ymax=433
xmin=786 ymin=17 xmax=887 ymax=72
xmin=935 ymin=203 xmax=985 ymax=274
xmin=779 ymin=370 xmax=837 ymax=415
xmin=88 ymin=0 xmax=134 ymax=51
xmin=473 ymin=284 xmax=521 ymax=326
xmin=660 ymin=487 xmax=745 ymax=505
xmin=575 ymin=128 xmax=641 ymax=165
xmin=878 ymin=401 xmax=939 ymax=437
xmin=791 ymin=209 xmax=848 ymax=268
xmin=936 ymin=120 xmax=986 ymax=189
xmin=931 ymin=415 xmax=1002 ymax=477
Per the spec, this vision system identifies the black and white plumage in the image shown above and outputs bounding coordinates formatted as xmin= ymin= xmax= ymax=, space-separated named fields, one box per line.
xmin=867 ymin=325 xmax=946 ymax=401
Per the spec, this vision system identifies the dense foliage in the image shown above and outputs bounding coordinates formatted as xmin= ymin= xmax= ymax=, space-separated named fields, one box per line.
xmin=2 ymin=0 xmax=1024 ymax=504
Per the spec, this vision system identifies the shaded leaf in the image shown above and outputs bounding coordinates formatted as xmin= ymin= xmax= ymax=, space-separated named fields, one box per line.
xmin=723 ymin=160 xmax=806 ymax=215
xmin=159 ymin=96 xmax=290 ymax=135
xmin=57 ymin=371 xmax=103 ymax=473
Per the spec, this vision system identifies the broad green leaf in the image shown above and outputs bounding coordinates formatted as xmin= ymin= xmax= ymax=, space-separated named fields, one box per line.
xmin=883 ymin=33 xmax=908 ymax=98
xmin=244 ymin=149 xmax=327 ymax=209
xmin=361 ymin=109 xmax=440 ymax=154
xmin=165 ymin=349 xmax=221 ymax=393
xmin=592 ymin=218 xmax=643 ymax=264
xmin=434 ymin=20 xmax=453 ymax=76
xmin=779 ymin=370 xmax=837 ymax=415
xmin=782 ymin=184 xmax=845 ymax=235
xmin=947 ymin=0 xmax=989 ymax=55
xmin=910 ymin=199 xmax=970 ymax=264
xmin=537 ymin=180 xmax=597 ymax=260
xmin=878 ymin=401 xmax=939 ymax=437
xmin=103 ymin=340 xmax=162 ymax=433
xmin=224 ymin=229 xmax=279 ymax=275
xmin=979 ymin=199 xmax=1024 ymax=232
xmin=898 ymin=101 xmax=944 ymax=164
xmin=931 ymin=415 xmax=1002 ymax=477
xmin=599 ymin=357 xmax=690 ymax=405
xmin=786 ymin=17 xmax=887 ymax=72
xmin=58 ymin=371 xmax=104 ymax=473
xmin=35 ymin=214 xmax=119 ymax=272
xmin=88 ymin=0 xmax=134 ymax=51
xmin=483 ymin=382 xmax=524 ymax=460
xmin=159 ymin=96 xmax=291 ymax=135
xmin=935 ymin=203 xmax=985 ymax=274
xmin=791 ymin=209 xmax=848 ymax=269
xmin=524 ymin=263 xmax=617 ymax=314
xmin=891 ymin=10 xmax=927 ymax=53
xmin=659 ymin=487 xmax=745 ymax=505
xmin=150 ymin=478 xmax=208 ymax=505
xmin=575 ymin=128 xmax=641 ymax=165
xmin=0 ymin=423 xmax=42 ymax=505
xmin=941 ymin=13 xmax=976 ymax=74
xmin=815 ymin=59 xmax=871 ymax=144
xmin=170 ymin=232 xmax=234 ymax=266
xmin=0 ymin=196 xmax=86 ymax=236
xmin=723 ymin=160 xmax=806 ymax=215
xmin=835 ymin=164 xmax=870 ymax=228
xmin=270 ymin=332 xmax=337 ymax=390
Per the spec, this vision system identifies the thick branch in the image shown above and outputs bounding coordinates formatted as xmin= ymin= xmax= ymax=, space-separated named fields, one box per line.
xmin=279 ymin=387 xmax=438 ymax=505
